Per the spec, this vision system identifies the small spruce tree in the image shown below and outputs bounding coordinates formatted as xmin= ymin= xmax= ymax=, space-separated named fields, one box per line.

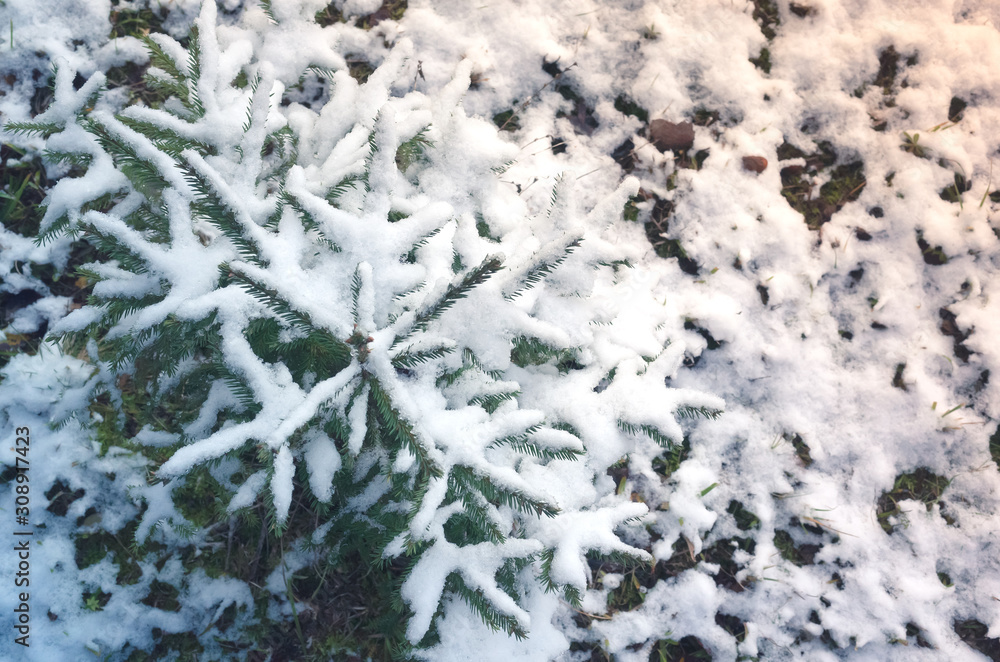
xmin=6 ymin=0 xmax=723 ymax=648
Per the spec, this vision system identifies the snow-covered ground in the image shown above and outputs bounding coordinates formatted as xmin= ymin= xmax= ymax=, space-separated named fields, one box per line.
xmin=2 ymin=0 xmax=1000 ymax=660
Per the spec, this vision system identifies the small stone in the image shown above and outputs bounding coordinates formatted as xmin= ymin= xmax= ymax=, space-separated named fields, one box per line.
xmin=650 ymin=119 xmax=695 ymax=152
xmin=742 ymin=156 xmax=768 ymax=173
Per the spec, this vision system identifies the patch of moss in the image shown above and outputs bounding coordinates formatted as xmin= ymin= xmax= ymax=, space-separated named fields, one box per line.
xmin=614 ymin=95 xmax=649 ymax=123
xmin=876 ymin=468 xmax=952 ymax=534
xmin=655 ymin=238 xmax=700 ymax=274
xmin=0 ymin=144 xmax=48 ymax=238
xmin=939 ymin=171 xmax=972 ymax=204
xmin=623 ymin=195 xmax=641 ymax=223
xmin=891 ymin=362 xmax=907 ymax=390
xmin=794 ymin=610 xmax=840 ymax=650
xmin=786 ymin=432 xmax=813 ymax=467
xmin=750 ymin=47 xmax=772 ymax=74
xmin=346 ymin=56 xmax=375 ymax=84
xmin=613 ymin=139 xmax=636 ymax=173
xmin=751 ymin=0 xmax=781 ymax=40
xmin=716 ymin=612 xmax=747 ymax=643
xmin=314 ymin=2 xmax=345 ymax=26
xmin=727 ymin=500 xmax=760 ymax=531
xmin=492 ymin=108 xmax=520 ymax=132
xmin=955 ymin=619 xmax=1000 ymax=661
xmin=653 ymin=438 xmax=691 ymax=479
xmin=649 ymin=635 xmax=713 ymax=661
xmin=651 ymin=536 xmax=754 ymax=594
xmin=172 ymin=466 xmax=227 ymax=529
xmin=776 ymin=141 xmax=807 ymax=161
xmin=692 ymin=108 xmax=720 ymax=127
xmin=45 ymin=480 xmax=85 ymax=516
xmin=902 ymin=622 xmax=933 ymax=649
xmin=133 ymin=630 xmax=205 ymax=661
xmin=605 ymin=565 xmax=648 ymax=614
xmin=774 ymin=529 xmax=821 ymax=566
xmin=939 ymin=307 xmax=972 ymax=362
xmin=779 ymin=142 xmax=864 ymax=230
xmin=354 ymin=0 xmax=407 ymax=29
xmin=818 ymin=161 xmax=865 ymax=209
xmin=541 ymin=58 xmax=563 ymax=78
xmin=678 ymin=148 xmax=710 ymax=171
xmin=874 ymin=46 xmax=900 ymax=95
xmin=109 ymin=6 xmax=166 ymax=40
xmin=684 ymin=320 xmax=721 ymax=350
xmin=106 ymin=61 xmax=175 ymax=109
xmin=916 ymin=231 xmax=948 ymax=265
xmin=141 ymin=579 xmax=181 ymax=612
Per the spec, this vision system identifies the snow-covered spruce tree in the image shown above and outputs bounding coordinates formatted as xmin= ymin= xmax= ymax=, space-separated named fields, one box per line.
xmin=6 ymin=1 xmax=723 ymax=648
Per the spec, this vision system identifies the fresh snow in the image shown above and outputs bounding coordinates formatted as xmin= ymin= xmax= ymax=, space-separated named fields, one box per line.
xmin=2 ymin=0 xmax=1000 ymax=660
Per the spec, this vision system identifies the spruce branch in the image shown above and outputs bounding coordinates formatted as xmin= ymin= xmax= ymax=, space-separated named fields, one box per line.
xmin=489 ymin=425 xmax=583 ymax=462
xmin=123 ymin=203 xmax=171 ymax=244
xmin=617 ymin=419 xmax=678 ymax=449
xmin=325 ymin=174 xmax=364 ymax=204
xmin=369 ymin=377 xmax=442 ymax=478
xmin=537 ymin=547 xmax=560 ymax=594
xmin=116 ymin=115 xmax=214 ymax=158
xmin=436 ymin=348 xmax=503 ymax=388
xmin=83 ymin=117 xmax=171 ymax=201
xmin=445 ymin=573 xmax=528 ymax=639
xmin=42 ymin=149 xmax=93 ymax=168
xmin=4 ymin=120 xmax=64 ymax=138
xmin=449 ymin=465 xmax=557 ymax=519
xmin=34 ymin=212 xmax=77 ymax=245
xmin=242 ymin=73 xmax=262 ymax=134
xmin=79 ymin=222 xmax=151 ymax=275
xmin=391 ymin=344 xmax=455 ymax=369
xmin=222 ymin=264 xmax=352 ymax=371
xmin=469 ymin=389 xmax=521 ymax=414
xmin=510 ymin=335 xmax=574 ymax=369
xmin=350 ymin=266 xmax=363 ymax=325
xmin=444 ymin=498 xmax=507 ymax=545
xmin=207 ymin=360 xmax=262 ymax=414
xmin=395 ymin=127 xmax=431 ymax=172
xmin=463 ymin=347 xmax=504 ymax=380
xmin=184 ymin=26 xmax=206 ymax=118
xmin=676 ymin=405 xmax=723 ymax=420
xmin=402 ymin=225 xmax=444 ymax=264
xmin=182 ymin=165 xmax=263 ymax=265
xmin=409 ymin=254 xmax=504 ymax=335
xmin=260 ymin=0 xmax=278 ymax=23
xmin=141 ymin=34 xmax=186 ymax=84
xmin=223 ymin=264 xmax=312 ymax=329
xmin=280 ymin=190 xmax=340 ymax=250
xmin=504 ymin=237 xmax=582 ymax=301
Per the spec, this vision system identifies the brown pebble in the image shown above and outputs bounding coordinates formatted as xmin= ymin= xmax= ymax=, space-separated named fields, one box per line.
xmin=650 ymin=119 xmax=695 ymax=152
xmin=742 ymin=156 xmax=768 ymax=173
